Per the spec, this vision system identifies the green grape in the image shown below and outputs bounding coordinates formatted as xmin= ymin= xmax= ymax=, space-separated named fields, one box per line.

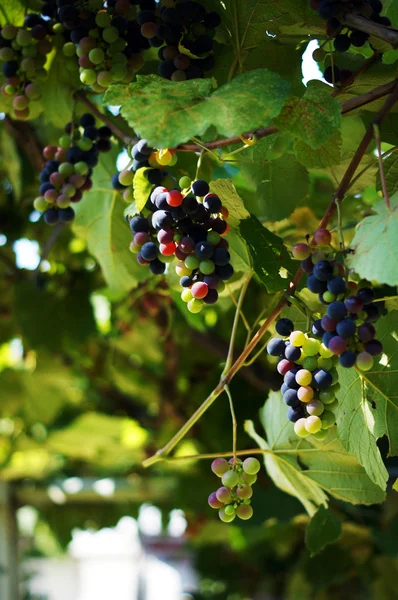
xmin=33 ymin=197 xmax=48 ymax=212
xmin=294 ymin=418 xmax=310 ymax=438
xmin=356 ymin=352 xmax=374 ymax=371
xmin=319 ymin=389 xmax=335 ymax=404
xmin=185 ymin=255 xmax=200 ymax=270
xmin=187 ymin=299 xmax=203 ymax=313
xmin=63 ymin=42 xmax=76 ymax=57
xmin=296 ymin=369 xmax=312 ymax=386
xmin=102 ymin=26 xmax=119 ymax=43
xmin=78 ymin=138 xmax=93 ymax=152
xmin=110 ymin=38 xmax=127 ymax=53
xmin=181 ymin=289 xmax=193 ymax=303
xmin=59 ymin=163 xmax=75 ymax=176
xmin=305 ymin=415 xmax=322 ymax=434
xmin=207 ymin=231 xmax=220 ymax=246
xmin=25 ymin=84 xmax=41 ymax=100
xmin=62 ymin=184 xmax=76 ymax=198
xmin=80 ymin=69 xmax=97 ymax=85
xmin=219 ymin=507 xmax=235 ymax=522
xmin=56 ymin=195 xmax=71 ymax=209
xmin=317 ymin=357 xmax=333 ymax=370
xmin=221 ymin=469 xmax=239 ymax=488
xmin=297 ymin=386 xmax=314 ymax=403
xmin=59 ymin=135 xmax=71 ymax=149
xmin=16 ymin=30 xmax=32 ymax=47
xmin=236 ymin=504 xmax=253 ymax=520
xmin=97 ymin=71 xmax=113 ymax=87
xmin=211 ymin=458 xmax=229 ymax=477
xmin=330 ymin=368 xmax=339 ymax=385
xmin=242 ymin=457 xmax=260 ymax=475
xmin=306 ymin=400 xmax=324 ymax=417
xmin=74 ymin=162 xmax=89 ymax=175
xmin=199 ymin=260 xmax=215 ymax=275
xmin=303 ymin=356 xmax=318 ymax=371
xmin=110 ymin=64 xmax=126 ymax=81
xmin=242 ymin=472 xmax=257 ymax=485
xmin=327 ymin=399 xmax=339 ymax=412
xmin=237 ymin=484 xmax=252 ymax=499
xmin=22 ymin=45 xmax=37 ymax=58
xmin=118 ymin=170 xmax=134 ymax=186
xmin=224 ymin=505 xmax=236 ymax=516
xmin=1 ymin=25 xmax=17 ymax=40
xmin=89 ymin=48 xmax=105 ymax=65
xmin=112 ymin=52 xmax=128 ymax=65
xmin=290 ymin=331 xmax=305 ymax=347
xmin=158 ymin=254 xmax=174 ymax=264
xmin=95 ymin=11 xmax=111 ymax=28
xmin=0 ymin=47 xmax=15 ymax=61
xmin=216 ymin=486 xmax=233 ymax=503
xmin=321 ymin=411 xmax=336 ymax=430
xmin=319 ymin=343 xmax=333 ymax=358
xmin=179 ymin=176 xmax=191 ymax=189
xmin=332 ymin=382 xmax=340 ymax=394
xmin=13 ymin=95 xmax=29 ymax=110
xmin=312 ymin=47 xmax=327 ymax=62
xmin=312 ymin=429 xmax=328 ymax=441
xmin=323 ymin=291 xmax=336 ymax=303
xmin=129 ymin=241 xmax=140 ymax=254
xmin=217 ymin=281 xmax=225 ymax=293
xmin=302 ymin=337 xmax=320 ymax=357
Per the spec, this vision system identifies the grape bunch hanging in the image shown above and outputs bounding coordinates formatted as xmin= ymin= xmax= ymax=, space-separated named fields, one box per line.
xmin=310 ymin=0 xmax=392 ymax=85
xmin=0 ymin=14 xmax=56 ymax=118
xmin=33 ymin=113 xmax=112 ymax=224
xmin=127 ymin=175 xmax=233 ymax=313
xmin=137 ymin=0 xmax=221 ymax=80
xmin=208 ymin=457 xmax=260 ymax=523
xmin=267 ymin=228 xmax=387 ymax=438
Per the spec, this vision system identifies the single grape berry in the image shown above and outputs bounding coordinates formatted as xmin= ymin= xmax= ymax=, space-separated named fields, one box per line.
xmin=292 ymin=243 xmax=311 ymax=260
xmin=221 ymin=469 xmax=239 ymax=488
xmin=275 ymin=318 xmax=294 ymax=337
xmin=242 ymin=457 xmax=260 ymax=475
xmin=266 ymin=337 xmax=286 ymax=357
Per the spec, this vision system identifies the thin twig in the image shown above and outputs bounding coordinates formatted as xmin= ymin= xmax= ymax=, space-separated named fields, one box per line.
xmin=143 ymin=83 xmax=398 ymax=469
xmin=31 ymin=222 xmax=65 ymax=278
xmin=225 ymin=386 xmax=237 ymax=460
xmin=223 ymin=271 xmax=253 ymax=375
xmin=373 ymin=124 xmax=390 ymax=209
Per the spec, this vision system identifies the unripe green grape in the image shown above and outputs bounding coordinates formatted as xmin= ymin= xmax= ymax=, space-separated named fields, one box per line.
xmin=312 ymin=47 xmax=327 ymax=62
xmin=78 ymin=138 xmax=93 ymax=152
xmin=80 ymin=69 xmax=97 ymax=85
xmin=56 ymin=195 xmax=71 ymax=209
xmin=319 ymin=343 xmax=333 ymax=358
xmin=13 ymin=95 xmax=29 ymax=111
xmin=95 ymin=11 xmax=111 ymax=28
xmin=58 ymin=135 xmax=71 ymax=149
xmin=294 ymin=418 xmax=310 ymax=438
xmin=129 ymin=241 xmax=140 ymax=254
xmin=237 ymin=504 xmax=253 ymax=520
xmin=158 ymin=254 xmax=174 ymax=264
xmin=219 ymin=506 xmax=235 ymax=522
xmin=323 ymin=291 xmax=336 ymax=303
xmin=217 ymin=281 xmax=225 ymax=293
xmin=91 ymin=82 xmax=106 ymax=94
xmin=211 ymin=457 xmax=229 ymax=477
xmin=176 ymin=262 xmax=191 ymax=277
xmin=185 ymin=255 xmax=200 ymax=270
xmin=110 ymin=38 xmax=127 ymax=53
xmin=33 ymin=196 xmax=48 ymax=212
xmin=1 ymin=25 xmax=17 ymax=40
xmin=74 ymin=161 xmax=89 ymax=175
xmin=179 ymin=176 xmax=191 ymax=189
xmin=207 ymin=231 xmax=221 ymax=246
xmin=110 ymin=64 xmax=126 ymax=81
xmin=4 ymin=85 xmax=16 ymax=96
xmin=0 ymin=47 xmax=15 ymax=61
xmin=118 ymin=170 xmax=134 ymax=186
xmin=327 ymin=399 xmax=339 ymax=412
xmin=306 ymin=400 xmax=324 ymax=417
xmin=97 ymin=70 xmax=113 ymax=87
xmin=181 ymin=289 xmax=193 ymax=302
xmin=62 ymin=184 xmax=76 ymax=198
xmin=89 ymin=48 xmax=105 ymax=65
xmin=16 ymin=29 xmax=32 ymax=47
xmin=305 ymin=415 xmax=322 ymax=434
xmin=330 ymin=368 xmax=339 ymax=385
xmin=25 ymin=83 xmax=41 ymax=100
xmin=317 ymin=357 xmax=333 ymax=370
xmin=302 ymin=337 xmax=320 ymax=357
xmin=312 ymin=428 xmax=328 ymax=441
xmin=221 ymin=469 xmax=239 ymax=488
xmin=187 ymin=299 xmax=203 ymax=313
xmin=174 ymin=234 xmax=182 ymax=243
xmin=292 ymin=243 xmax=311 ymax=260
xmin=303 ymin=356 xmax=318 ymax=371
xmin=59 ymin=162 xmax=74 ymax=176
xmin=356 ymin=352 xmax=373 ymax=371
xmin=224 ymin=505 xmax=236 ymax=516
xmin=321 ymin=410 xmax=336 ymax=429
xmin=112 ymin=52 xmax=128 ymax=65
xmin=237 ymin=484 xmax=252 ymax=499
xmin=290 ymin=330 xmax=305 ymax=347
xmin=11 ymin=40 xmax=20 ymax=51
xmin=242 ymin=457 xmax=260 ymax=475
xmin=63 ymin=42 xmax=76 ymax=57
xmin=102 ymin=26 xmax=119 ymax=43
xmin=332 ymin=382 xmax=340 ymax=394
xmin=319 ymin=389 xmax=335 ymax=404
xmin=296 ymin=369 xmax=312 ymax=386
xmin=242 ymin=472 xmax=257 ymax=485
xmin=22 ymin=45 xmax=38 ymax=58
xmin=297 ymin=386 xmax=314 ymax=403
xmin=199 ymin=260 xmax=215 ymax=275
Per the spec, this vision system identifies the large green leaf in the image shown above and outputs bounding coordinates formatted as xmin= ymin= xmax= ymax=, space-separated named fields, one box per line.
xmin=347 ymin=196 xmax=398 ymax=287
xmin=39 ymin=53 xmax=79 ymax=128
xmin=209 ymin=179 xmax=249 ymax=228
xmin=0 ymin=127 xmax=22 ymax=200
xmin=0 ymin=0 xmax=25 ymax=26
xmin=73 ymin=150 xmax=148 ymax=298
xmin=104 ymin=71 xmax=290 ymax=148
xmin=275 ymin=83 xmax=341 ymax=149
xmin=295 ymin=131 xmax=342 ymax=169
xmin=133 ymin=167 xmax=154 ymax=213
xmin=336 ymin=310 xmax=398 ymax=487
xmin=305 ymin=505 xmax=342 ymax=555
xmin=246 ymin=391 xmax=385 ymax=515
xmin=240 ymin=215 xmax=295 ymax=293
xmin=376 ymin=153 xmax=398 ymax=198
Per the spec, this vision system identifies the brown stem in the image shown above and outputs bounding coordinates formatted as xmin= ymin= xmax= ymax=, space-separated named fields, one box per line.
xmin=4 ymin=116 xmax=43 ymax=172
xmin=374 ymin=124 xmax=390 ymax=209
xmin=342 ymin=13 xmax=398 ymax=49
xmin=75 ymin=91 xmax=137 ymax=146
xmin=143 ymin=81 xmax=398 ymax=468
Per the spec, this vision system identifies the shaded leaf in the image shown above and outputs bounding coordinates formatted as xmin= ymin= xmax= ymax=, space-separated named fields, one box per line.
xmin=376 ymin=153 xmax=398 ymax=198
xmin=305 ymin=505 xmax=342 ymax=555
xmin=347 ymin=196 xmax=398 ymax=287
xmin=209 ymin=179 xmax=249 ymax=228
xmin=0 ymin=127 xmax=22 ymax=199
xmin=295 ymin=131 xmax=342 ymax=169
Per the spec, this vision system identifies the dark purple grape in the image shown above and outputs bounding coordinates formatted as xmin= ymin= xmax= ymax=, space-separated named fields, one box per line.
xmin=275 ymin=318 xmax=294 ymax=337
xmin=267 ymin=337 xmax=286 ymax=357
xmin=301 ymin=256 xmax=314 ymax=274
xmin=285 ymin=344 xmax=301 ymax=362
xmin=336 ymin=318 xmax=356 ymax=339
xmin=313 ymin=369 xmax=333 ymax=389
xmin=283 ymin=389 xmax=300 ymax=408
xmin=365 ymin=340 xmax=383 ymax=356
xmin=358 ymin=323 xmax=376 ymax=342
xmin=327 ymin=301 xmax=347 ymax=321
xmin=308 ymin=275 xmax=327 ymax=294
xmin=339 ymin=350 xmax=356 ymax=368
xmin=357 ymin=287 xmax=374 ymax=304
xmin=327 ymin=277 xmax=346 ymax=295
xmin=313 ymin=260 xmax=334 ymax=282
xmin=287 ymin=405 xmax=305 ymax=423
xmin=312 ymin=319 xmax=325 ymax=338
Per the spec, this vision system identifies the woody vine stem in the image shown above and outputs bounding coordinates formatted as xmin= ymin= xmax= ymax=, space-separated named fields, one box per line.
xmin=142 ymin=81 xmax=398 ymax=469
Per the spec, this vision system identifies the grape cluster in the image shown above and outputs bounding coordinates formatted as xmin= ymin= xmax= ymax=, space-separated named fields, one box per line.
xmin=137 ymin=0 xmax=220 ymax=81
xmin=310 ymin=0 xmax=391 ymax=85
xmin=56 ymin=0 xmax=148 ymax=92
xmin=112 ymin=138 xmax=178 ymax=203
xmin=208 ymin=457 xmax=260 ymax=523
xmin=33 ymin=113 xmax=112 ymax=224
xmin=293 ymin=229 xmax=385 ymax=371
xmin=268 ymin=318 xmax=340 ymax=439
xmin=0 ymin=15 xmax=55 ymax=118
xmin=127 ymin=177 xmax=233 ymax=313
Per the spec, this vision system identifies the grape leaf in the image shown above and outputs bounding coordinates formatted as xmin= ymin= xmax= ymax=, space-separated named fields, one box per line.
xmin=133 ymin=167 xmax=153 ymax=213
xmin=209 ymin=179 xmax=249 ymax=228
xmin=336 ymin=310 xmax=398 ymax=488
xmin=0 ymin=127 xmax=22 ymax=200
xmin=376 ymin=153 xmax=398 ymax=198
xmin=295 ymin=131 xmax=342 ymax=169
xmin=39 ymin=53 xmax=79 ymax=129
xmin=394 ymin=479 xmax=398 ymax=492
xmin=275 ymin=83 xmax=342 ymax=149
xmin=0 ymin=0 xmax=25 ymax=26
xmin=73 ymin=150 xmax=148 ymax=299
xmin=246 ymin=391 xmax=385 ymax=515
xmin=305 ymin=505 xmax=342 ymax=555
xmin=104 ymin=71 xmax=290 ymax=148
xmin=347 ymin=195 xmax=398 ymax=287
xmin=240 ymin=215 xmax=295 ymax=293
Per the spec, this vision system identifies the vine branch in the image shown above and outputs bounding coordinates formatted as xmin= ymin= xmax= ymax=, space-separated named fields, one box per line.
xmin=342 ymin=13 xmax=398 ymax=49
xmin=142 ymin=80 xmax=398 ymax=469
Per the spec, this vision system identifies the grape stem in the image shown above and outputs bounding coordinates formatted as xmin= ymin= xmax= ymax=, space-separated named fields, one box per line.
xmin=342 ymin=13 xmax=398 ymax=49
xmin=142 ymin=83 xmax=398 ymax=469
xmin=225 ymin=386 xmax=237 ymax=461
xmin=373 ymin=124 xmax=390 ymax=210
